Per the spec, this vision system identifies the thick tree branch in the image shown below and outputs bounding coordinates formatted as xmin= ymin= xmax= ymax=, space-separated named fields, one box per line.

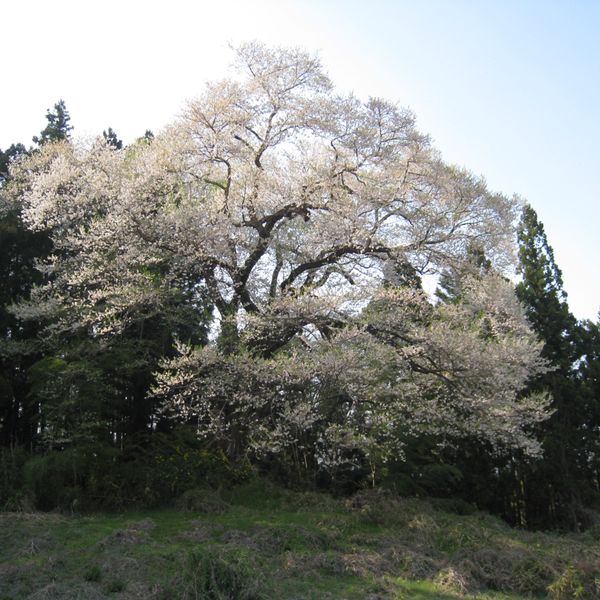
xmin=280 ymin=244 xmax=391 ymax=292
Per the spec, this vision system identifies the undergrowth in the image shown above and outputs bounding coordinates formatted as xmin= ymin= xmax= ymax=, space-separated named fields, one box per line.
xmin=0 ymin=480 xmax=598 ymax=599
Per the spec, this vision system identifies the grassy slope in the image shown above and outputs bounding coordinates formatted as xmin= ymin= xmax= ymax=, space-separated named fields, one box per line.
xmin=1 ymin=482 xmax=599 ymax=600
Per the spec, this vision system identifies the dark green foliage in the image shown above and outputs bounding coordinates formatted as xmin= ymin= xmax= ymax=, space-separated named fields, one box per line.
xmin=429 ymin=497 xmax=477 ymax=516
xmin=102 ymin=127 xmax=123 ymax=149
xmin=0 ymin=446 xmax=27 ymax=509
xmin=419 ymin=464 xmax=463 ymax=496
xmin=577 ymin=319 xmax=600 ymax=501
xmin=20 ymin=429 xmax=250 ymax=511
xmin=155 ymin=443 xmax=250 ymax=494
xmin=32 ymin=99 xmax=72 ymax=145
xmin=517 ymin=207 xmax=572 ymax=338
xmin=24 ymin=448 xmax=86 ymax=510
xmin=380 ymin=435 xmax=464 ymax=498
xmin=139 ymin=129 xmax=154 ymax=143
xmin=514 ymin=205 xmax=590 ymax=529
xmin=0 ymin=140 xmax=53 ymax=452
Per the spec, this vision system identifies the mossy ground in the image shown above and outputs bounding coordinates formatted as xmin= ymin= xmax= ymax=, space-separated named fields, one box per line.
xmin=1 ymin=482 xmax=599 ymax=599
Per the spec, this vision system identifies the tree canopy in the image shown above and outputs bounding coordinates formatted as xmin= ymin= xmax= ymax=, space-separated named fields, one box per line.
xmin=2 ymin=44 xmax=552 ymax=477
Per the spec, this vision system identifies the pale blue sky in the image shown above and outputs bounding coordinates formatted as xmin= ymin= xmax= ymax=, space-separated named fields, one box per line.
xmin=2 ymin=0 xmax=599 ymax=319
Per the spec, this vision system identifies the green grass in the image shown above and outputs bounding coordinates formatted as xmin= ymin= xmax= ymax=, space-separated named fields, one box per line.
xmin=1 ymin=483 xmax=599 ymax=599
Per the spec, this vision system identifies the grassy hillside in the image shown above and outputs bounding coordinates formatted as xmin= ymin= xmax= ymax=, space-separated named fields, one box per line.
xmin=1 ymin=482 xmax=599 ymax=599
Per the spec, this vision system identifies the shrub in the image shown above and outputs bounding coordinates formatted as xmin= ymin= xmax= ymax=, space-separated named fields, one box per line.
xmin=176 ymin=488 xmax=229 ymax=514
xmin=153 ymin=445 xmax=249 ymax=497
xmin=20 ymin=429 xmax=252 ymax=511
xmin=548 ymin=564 xmax=600 ymax=600
xmin=181 ymin=548 xmax=262 ymax=600
xmin=419 ymin=464 xmax=463 ymax=496
xmin=23 ymin=449 xmax=86 ymax=511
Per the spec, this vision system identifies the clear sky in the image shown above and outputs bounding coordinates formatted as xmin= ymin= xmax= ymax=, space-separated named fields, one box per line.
xmin=2 ymin=0 xmax=599 ymax=320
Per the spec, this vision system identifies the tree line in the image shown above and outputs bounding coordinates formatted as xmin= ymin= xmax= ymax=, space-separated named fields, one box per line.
xmin=1 ymin=44 xmax=598 ymax=529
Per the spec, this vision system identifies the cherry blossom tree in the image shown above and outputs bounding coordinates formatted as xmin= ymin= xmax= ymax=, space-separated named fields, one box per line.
xmin=5 ymin=43 xmax=550 ymax=471
xmin=155 ymin=271 xmax=550 ymax=470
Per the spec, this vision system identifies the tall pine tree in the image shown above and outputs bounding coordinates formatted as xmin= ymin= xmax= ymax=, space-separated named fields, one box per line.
xmin=574 ymin=317 xmax=600 ymax=505
xmin=32 ymin=99 xmax=72 ymax=145
xmin=516 ymin=204 xmax=587 ymax=529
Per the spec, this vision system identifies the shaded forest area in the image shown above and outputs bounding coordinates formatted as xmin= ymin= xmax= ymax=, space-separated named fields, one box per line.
xmin=1 ymin=45 xmax=599 ymax=532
